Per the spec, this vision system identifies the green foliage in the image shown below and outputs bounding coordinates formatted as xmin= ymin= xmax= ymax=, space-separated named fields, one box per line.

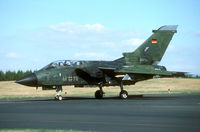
xmin=0 ymin=70 xmax=33 ymax=81
xmin=195 ymin=75 xmax=200 ymax=78
xmin=184 ymin=74 xmax=200 ymax=78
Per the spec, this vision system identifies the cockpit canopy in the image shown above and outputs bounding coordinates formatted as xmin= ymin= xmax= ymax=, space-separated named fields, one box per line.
xmin=40 ymin=60 xmax=84 ymax=70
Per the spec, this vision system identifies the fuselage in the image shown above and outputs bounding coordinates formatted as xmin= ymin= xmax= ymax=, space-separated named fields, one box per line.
xmin=36 ymin=60 xmax=110 ymax=86
xmin=16 ymin=60 xmax=124 ymax=87
xmin=16 ymin=59 xmax=154 ymax=88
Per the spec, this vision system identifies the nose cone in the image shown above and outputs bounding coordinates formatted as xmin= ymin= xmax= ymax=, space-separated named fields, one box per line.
xmin=16 ymin=73 xmax=38 ymax=86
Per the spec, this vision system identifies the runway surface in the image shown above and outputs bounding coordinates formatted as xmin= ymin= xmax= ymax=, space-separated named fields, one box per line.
xmin=0 ymin=94 xmax=200 ymax=132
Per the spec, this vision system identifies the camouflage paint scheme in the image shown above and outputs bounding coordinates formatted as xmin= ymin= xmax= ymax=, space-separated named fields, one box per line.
xmin=16 ymin=25 xmax=185 ymax=99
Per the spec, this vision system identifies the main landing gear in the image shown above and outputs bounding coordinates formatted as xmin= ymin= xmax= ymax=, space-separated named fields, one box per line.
xmin=55 ymin=86 xmax=63 ymax=101
xmin=95 ymin=82 xmax=104 ymax=99
xmin=94 ymin=82 xmax=128 ymax=99
xmin=119 ymin=82 xmax=128 ymax=99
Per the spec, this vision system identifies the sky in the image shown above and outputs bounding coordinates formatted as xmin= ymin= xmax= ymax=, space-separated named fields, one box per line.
xmin=0 ymin=0 xmax=200 ymax=74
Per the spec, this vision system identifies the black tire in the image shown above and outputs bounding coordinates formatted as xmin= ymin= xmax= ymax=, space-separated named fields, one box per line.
xmin=95 ymin=90 xmax=103 ymax=99
xmin=58 ymin=95 xmax=63 ymax=101
xmin=55 ymin=95 xmax=62 ymax=101
xmin=120 ymin=90 xmax=128 ymax=99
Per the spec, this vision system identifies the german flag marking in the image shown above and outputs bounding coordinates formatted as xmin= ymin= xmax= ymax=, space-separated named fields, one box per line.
xmin=152 ymin=39 xmax=157 ymax=44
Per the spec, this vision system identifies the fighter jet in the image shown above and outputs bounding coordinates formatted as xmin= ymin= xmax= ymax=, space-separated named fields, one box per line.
xmin=16 ymin=25 xmax=185 ymax=100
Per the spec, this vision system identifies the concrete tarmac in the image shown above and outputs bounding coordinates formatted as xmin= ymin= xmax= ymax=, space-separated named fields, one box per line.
xmin=0 ymin=94 xmax=200 ymax=132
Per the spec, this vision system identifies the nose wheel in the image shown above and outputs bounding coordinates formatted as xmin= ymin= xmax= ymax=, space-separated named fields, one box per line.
xmin=55 ymin=86 xmax=63 ymax=101
xmin=55 ymin=95 xmax=63 ymax=101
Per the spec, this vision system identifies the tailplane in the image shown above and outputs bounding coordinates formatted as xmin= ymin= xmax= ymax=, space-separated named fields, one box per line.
xmin=123 ymin=25 xmax=178 ymax=65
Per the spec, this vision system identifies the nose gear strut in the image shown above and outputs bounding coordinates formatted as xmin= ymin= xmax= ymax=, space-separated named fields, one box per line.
xmin=55 ymin=86 xmax=63 ymax=101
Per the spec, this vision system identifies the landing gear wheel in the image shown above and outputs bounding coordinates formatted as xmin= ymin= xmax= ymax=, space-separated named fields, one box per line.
xmin=55 ymin=95 xmax=63 ymax=101
xmin=58 ymin=95 xmax=63 ymax=101
xmin=95 ymin=90 xmax=104 ymax=99
xmin=120 ymin=90 xmax=128 ymax=99
xmin=55 ymin=86 xmax=63 ymax=101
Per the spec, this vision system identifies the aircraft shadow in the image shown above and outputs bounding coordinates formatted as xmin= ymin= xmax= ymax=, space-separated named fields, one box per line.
xmin=23 ymin=94 xmax=179 ymax=102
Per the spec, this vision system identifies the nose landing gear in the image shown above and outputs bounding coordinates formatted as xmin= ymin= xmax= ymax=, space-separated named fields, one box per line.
xmin=55 ymin=86 xmax=63 ymax=101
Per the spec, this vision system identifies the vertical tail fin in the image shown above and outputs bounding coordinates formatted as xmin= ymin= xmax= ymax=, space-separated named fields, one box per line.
xmin=123 ymin=25 xmax=178 ymax=65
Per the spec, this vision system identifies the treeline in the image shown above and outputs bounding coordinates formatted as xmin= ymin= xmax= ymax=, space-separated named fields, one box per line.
xmin=185 ymin=74 xmax=200 ymax=78
xmin=0 ymin=70 xmax=33 ymax=81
